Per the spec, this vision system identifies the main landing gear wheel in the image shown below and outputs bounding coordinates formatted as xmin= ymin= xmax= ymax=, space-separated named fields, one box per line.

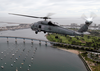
xmin=44 ymin=31 xmax=46 ymax=33
xmin=35 ymin=31 xmax=38 ymax=34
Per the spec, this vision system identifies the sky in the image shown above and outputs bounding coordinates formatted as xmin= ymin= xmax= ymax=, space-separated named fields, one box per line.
xmin=0 ymin=0 xmax=100 ymax=26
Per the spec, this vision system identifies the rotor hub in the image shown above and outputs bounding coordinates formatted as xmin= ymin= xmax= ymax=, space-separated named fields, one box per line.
xmin=85 ymin=20 xmax=93 ymax=25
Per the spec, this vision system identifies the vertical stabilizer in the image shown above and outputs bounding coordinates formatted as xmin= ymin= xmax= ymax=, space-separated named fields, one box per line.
xmin=78 ymin=12 xmax=96 ymax=33
xmin=78 ymin=21 xmax=92 ymax=33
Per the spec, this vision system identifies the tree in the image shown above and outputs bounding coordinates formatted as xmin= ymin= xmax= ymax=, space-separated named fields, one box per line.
xmin=96 ymin=54 xmax=99 ymax=58
xmin=87 ymin=36 xmax=90 ymax=39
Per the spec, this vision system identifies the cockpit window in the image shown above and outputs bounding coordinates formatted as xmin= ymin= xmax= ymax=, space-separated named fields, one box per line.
xmin=48 ymin=21 xmax=58 ymax=26
xmin=39 ymin=25 xmax=41 ymax=28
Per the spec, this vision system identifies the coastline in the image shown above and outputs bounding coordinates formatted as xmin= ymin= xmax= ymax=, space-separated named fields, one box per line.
xmin=57 ymin=47 xmax=79 ymax=55
xmin=56 ymin=47 xmax=92 ymax=71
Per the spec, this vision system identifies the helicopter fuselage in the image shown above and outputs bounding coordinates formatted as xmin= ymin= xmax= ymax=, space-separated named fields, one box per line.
xmin=31 ymin=21 xmax=82 ymax=36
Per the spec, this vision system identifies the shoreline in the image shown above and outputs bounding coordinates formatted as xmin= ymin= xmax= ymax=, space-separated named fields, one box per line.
xmin=56 ymin=47 xmax=92 ymax=71
xmin=57 ymin=47 xmax=79 ymax=55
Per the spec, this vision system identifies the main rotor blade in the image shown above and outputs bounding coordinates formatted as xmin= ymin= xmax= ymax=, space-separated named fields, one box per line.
xmin=90 ymin=12 xmax=96 ymax=19
xmin=46 ymin=13 xmax=55 ymax=17
xmin=0 ymin=21 xmax=31 ymax=24
xmin=9 ymin=13 xmax=42 ymax=18
xmin=81 ymin=14 xmax=87 ymax=20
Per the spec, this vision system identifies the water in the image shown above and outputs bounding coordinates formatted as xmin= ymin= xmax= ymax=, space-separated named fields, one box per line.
xmin=0 ymin=29 xmax=87 ymax=71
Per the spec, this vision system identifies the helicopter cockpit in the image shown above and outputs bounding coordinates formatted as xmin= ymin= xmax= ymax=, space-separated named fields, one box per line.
xmin=48 ymin=21 xmax=58 ymax=26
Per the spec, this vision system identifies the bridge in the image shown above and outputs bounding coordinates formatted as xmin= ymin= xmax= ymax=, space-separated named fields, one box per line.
xmin=0 ymin=35 xmax=84 ymax=47
xmin=0 ymin=36 xmax=50 ymax=45
xmin=0 ymin=36 xmax=100 ymax=53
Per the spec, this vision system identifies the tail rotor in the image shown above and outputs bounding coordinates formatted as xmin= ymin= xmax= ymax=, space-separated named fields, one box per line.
xmin=81 ymin=12 xmax=96 ymax=25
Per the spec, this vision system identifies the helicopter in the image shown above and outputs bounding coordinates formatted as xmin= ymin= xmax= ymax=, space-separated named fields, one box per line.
xmin=9 ymin=13 xmax=96 ymax=38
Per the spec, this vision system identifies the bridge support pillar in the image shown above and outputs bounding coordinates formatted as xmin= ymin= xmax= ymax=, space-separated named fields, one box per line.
xmin=15 ymin=38 xmax=17 ymax=43
xmin=31 ymin=39 xmax=33 ymax=44
xmin=7 ymin=37 xmax=9 ymax=43
xmin=39 ymin=40 xmax=41 ymax=45
xmin=45 ymin=41 xmax=47 ymax=46
xmin=23 ymin=38 xmax=25 ymax=43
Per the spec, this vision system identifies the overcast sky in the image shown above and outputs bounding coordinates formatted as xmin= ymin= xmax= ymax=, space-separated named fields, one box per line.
xmin=0 ymin=0 xmax=100 ymax=25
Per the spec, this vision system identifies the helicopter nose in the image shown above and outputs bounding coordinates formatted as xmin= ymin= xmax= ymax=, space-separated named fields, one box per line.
xmin=31 ymin=25 xmax=34 ymax=30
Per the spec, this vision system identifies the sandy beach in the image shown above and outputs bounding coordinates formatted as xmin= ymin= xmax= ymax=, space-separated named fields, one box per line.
xmin=57 ymin=47 xmax=79 ymax=55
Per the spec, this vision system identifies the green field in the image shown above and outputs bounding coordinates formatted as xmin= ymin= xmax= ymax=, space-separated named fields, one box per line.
xmin=47 ymin=34 xmax=100 ymax=50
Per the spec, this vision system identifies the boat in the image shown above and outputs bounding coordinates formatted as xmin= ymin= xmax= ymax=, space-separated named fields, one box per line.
xmin=16 ymin=67 xmax=18 ymax=71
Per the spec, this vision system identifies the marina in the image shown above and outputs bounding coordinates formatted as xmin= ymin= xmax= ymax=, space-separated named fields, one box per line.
xmin=0 ymin=29 xmax=87 ymax=71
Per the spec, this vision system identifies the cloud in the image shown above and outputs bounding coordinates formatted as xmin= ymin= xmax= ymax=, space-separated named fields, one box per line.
xmin=0 ymin=0 xmax=100 ymax=17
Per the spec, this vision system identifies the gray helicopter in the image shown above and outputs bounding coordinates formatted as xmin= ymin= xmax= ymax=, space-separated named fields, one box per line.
xmin=9 ymin=13 xmax=95 ymax=38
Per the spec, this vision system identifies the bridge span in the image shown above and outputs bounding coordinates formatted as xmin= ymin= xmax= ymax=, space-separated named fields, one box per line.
xmin=0 ymin=35 xmax=86 ymax=48
xmin=0 ymin=36 xmax=51 ymax=45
